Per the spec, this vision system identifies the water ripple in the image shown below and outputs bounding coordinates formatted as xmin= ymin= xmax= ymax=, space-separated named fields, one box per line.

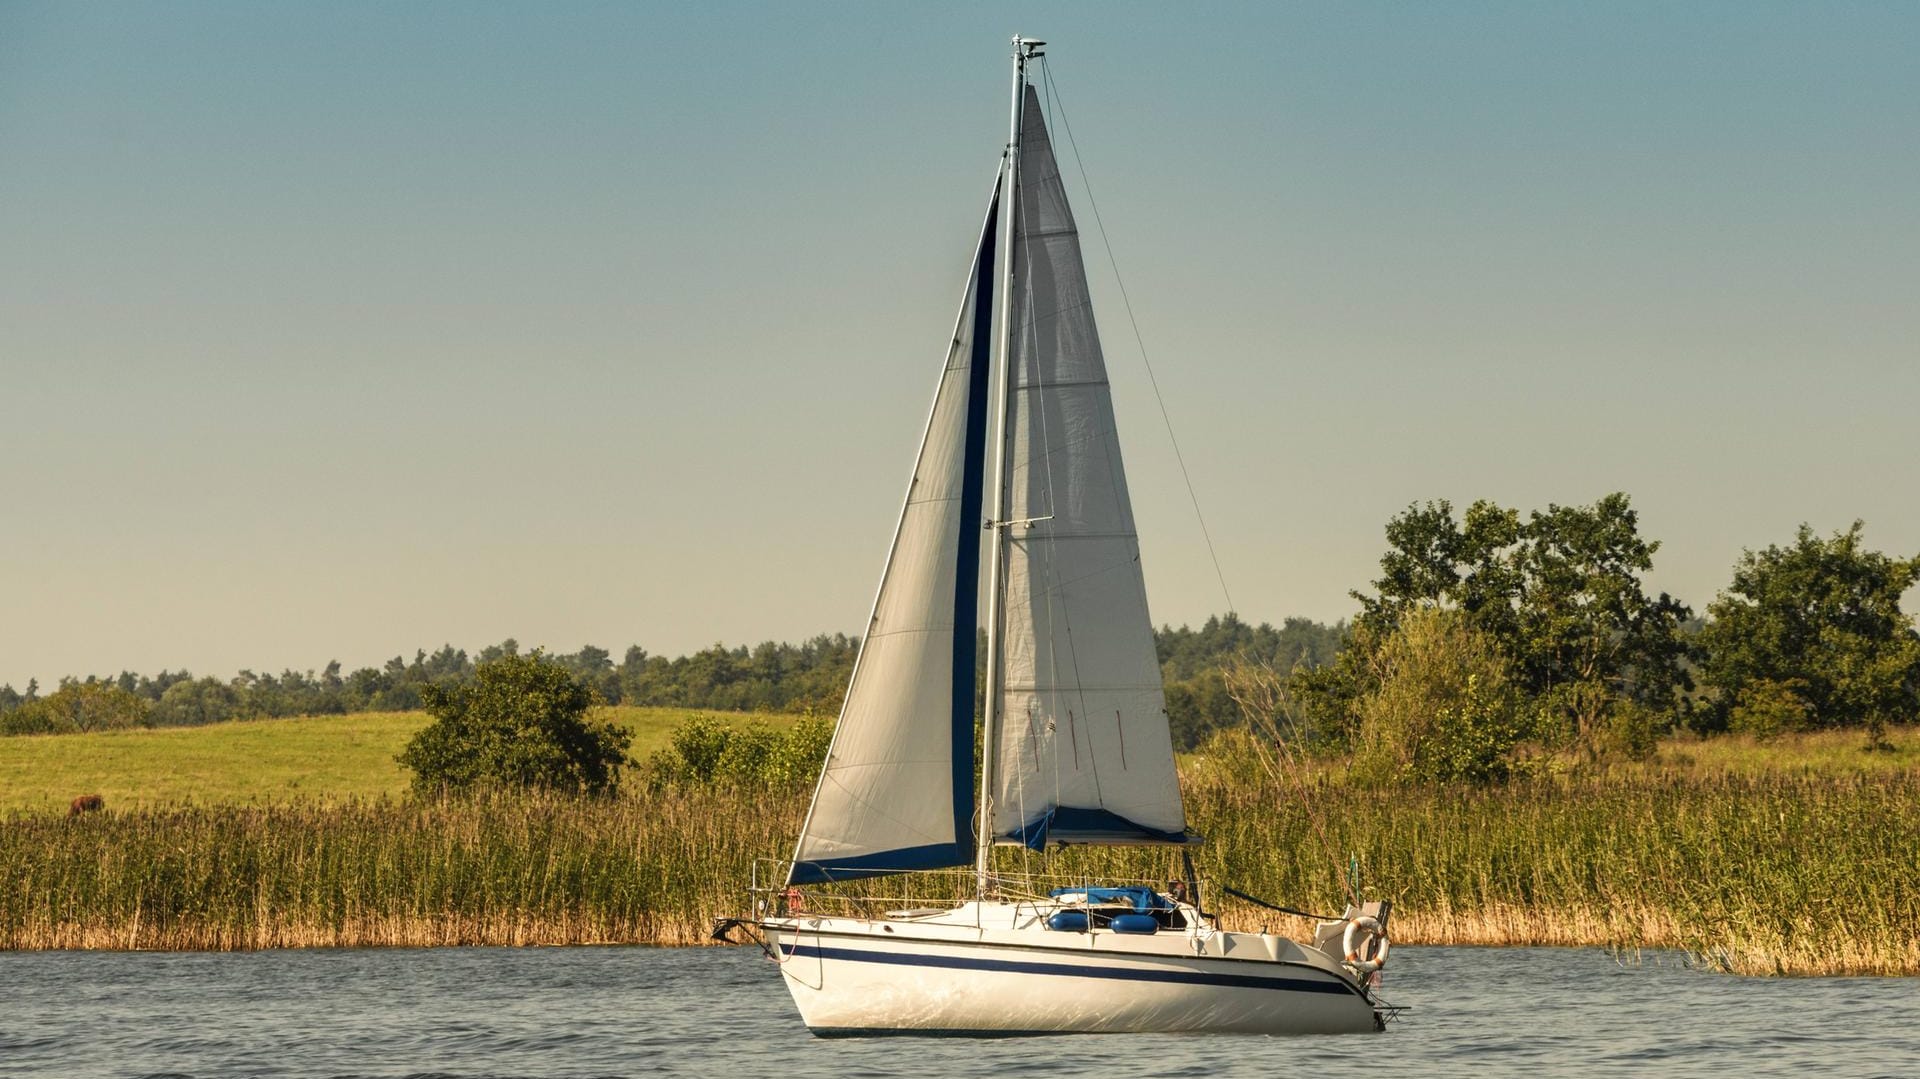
xmin=2 ymin=945 xmax=1916 ymax=1078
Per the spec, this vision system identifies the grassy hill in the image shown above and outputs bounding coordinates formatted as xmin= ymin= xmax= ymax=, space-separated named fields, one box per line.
xmin=0 ymin=706 xmax=802 ymax=813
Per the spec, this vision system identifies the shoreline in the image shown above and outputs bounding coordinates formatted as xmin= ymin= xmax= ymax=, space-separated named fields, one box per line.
xmin=5 ymin=903 xmax=1914 ymax=978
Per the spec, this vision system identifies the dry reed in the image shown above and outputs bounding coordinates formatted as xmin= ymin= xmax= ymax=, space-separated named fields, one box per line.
xmin=3 ymin=771 xmax=1913 ymax=976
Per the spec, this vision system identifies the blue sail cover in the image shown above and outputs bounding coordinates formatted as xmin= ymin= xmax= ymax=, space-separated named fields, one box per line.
xmin=1006 ymin=806 xmax=1192 ymax=851
xmin=1047 ymin=885 xmax=1176 ymax=912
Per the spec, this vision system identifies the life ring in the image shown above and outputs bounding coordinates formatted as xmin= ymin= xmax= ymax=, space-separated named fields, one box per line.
xmin=1342 ymin=914 xmax=1390 ymax=975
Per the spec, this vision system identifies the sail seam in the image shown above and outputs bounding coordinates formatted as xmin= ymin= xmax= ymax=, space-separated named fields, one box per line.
xmin=1003 ymin=683 xmax=1164 ymax=692
xmin=1007 ymin=425 xmax=1117 ymax=466
xmin=1016 ymin=297 xmax=1096 ymax=329
xmin=1007 ymin=532 xmax=1140 ymax=542
xmin=1012 ymin=377 xmax=1107 ymax=390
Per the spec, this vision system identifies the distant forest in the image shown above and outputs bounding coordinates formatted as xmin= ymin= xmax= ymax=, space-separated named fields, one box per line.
xmin=0 ymin=614 xmax=1341 ymax=750
xmin=10 ymin=497 xmax=1912 ymax=754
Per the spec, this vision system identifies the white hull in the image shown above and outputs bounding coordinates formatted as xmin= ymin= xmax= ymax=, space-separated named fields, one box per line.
xmin=762 ymin=903 xmax=1380 ymax=1036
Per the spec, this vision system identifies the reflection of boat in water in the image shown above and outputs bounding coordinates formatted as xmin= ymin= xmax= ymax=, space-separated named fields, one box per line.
xmin=716 ymin=36 xmax=1393 ymax=1036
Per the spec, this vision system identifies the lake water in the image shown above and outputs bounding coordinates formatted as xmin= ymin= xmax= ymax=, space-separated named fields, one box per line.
xmin=1 ymin=944 xmax=1913 ymax=1078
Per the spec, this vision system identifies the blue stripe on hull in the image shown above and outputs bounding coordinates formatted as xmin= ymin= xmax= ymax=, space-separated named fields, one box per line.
xmin=809 ymin=1027 xmax=1088 ymax=1039
xmin=783 ymin=943 xmax=1357 ymax=997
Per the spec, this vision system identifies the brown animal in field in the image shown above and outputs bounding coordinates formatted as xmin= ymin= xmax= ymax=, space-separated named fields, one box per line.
xmin=69 ymin=794 xmax=105 ymax=817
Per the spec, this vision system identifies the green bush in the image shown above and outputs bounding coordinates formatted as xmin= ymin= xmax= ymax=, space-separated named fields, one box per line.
xmin=398 ymin=652 xmax=631 ymax=795
xmin=1350 ymin=608 xmax=1536 ymax=785
xmin=1729 ymin=679 xmax=1812 ymax=741
xmin=647 ymin=715 xmax=832 ymax=790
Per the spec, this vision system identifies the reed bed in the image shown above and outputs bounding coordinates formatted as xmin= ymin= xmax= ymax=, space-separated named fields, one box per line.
xmin=0 ymin=789 xmax=800 ymax=950
xmin=1184 ymin=770 xmax=1920 ymax=977
xmin=4 ymin=771 xmax=1914 ymax=976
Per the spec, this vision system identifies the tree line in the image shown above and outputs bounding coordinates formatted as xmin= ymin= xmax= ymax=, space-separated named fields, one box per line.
xmin=5 ymin=493 xmax=1915 ymax=763
xmin=0 ymin=635 xmax=863 ymax=737
xmin=0 ymin=620 xmax=1302 ymax=748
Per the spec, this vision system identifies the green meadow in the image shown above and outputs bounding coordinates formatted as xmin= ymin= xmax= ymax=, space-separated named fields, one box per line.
xmin=0 ymin=706 xmax=804 ymax=813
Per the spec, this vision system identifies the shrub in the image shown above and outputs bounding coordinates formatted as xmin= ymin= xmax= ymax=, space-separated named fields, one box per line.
xmin=765 ymin=717 xmax=833 ymax=786
xmin=1728 ymin=679 xmax=1812 ymax=741
xmin=1350 ymin=608 xmax=1535 ymax=784
xmin=647 ymin=715 xmax=832 ymax=790
xmin=397 ymin=652 xmax=631 ymax=795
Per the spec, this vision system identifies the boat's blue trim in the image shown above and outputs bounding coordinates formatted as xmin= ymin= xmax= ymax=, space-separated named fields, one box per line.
xmin=783 ymin=944 xmax=1354 ymax=997
xmin=950 ymin=184 xmax=998 ymax=853
xmin=787 ymin=844 xmax=972 ymax=886
xmin=1003 ymin=806 xmax=1194 ymax=850
xmin=809 ymin=1027 xmax=1072 ymax=1039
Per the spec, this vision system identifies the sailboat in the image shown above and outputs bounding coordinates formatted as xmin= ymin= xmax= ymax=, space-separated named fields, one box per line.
xmin=721 ymin=37 xmax=1392 ymax=1036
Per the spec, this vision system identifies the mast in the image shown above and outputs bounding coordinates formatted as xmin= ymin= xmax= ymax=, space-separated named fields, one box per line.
xmin=976 ymin=35 xmax=1043 ymax=896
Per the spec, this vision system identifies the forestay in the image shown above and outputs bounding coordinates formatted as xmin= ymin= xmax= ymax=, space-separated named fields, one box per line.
xmin=990 ymin=88 xmax=1188 ymax=848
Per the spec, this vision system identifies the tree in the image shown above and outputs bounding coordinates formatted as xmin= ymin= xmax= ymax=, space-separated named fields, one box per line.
xmin=557 ymin=644 xmax=621 ymax=704
xmin=477 ymin=638 xmax=520 ymax=664
xmin=1508 ymin=495 xmax=1695 ymax=753
xmin=150 ymin=677 xmax=241 ymax=727
xmin=1 ymin=680 xmax=149 ymax=735
xmin=1299 ymin=493 xmax=1693 ymax=758
xmin=1700 ymin=522 xmax=1920 ymax=743
xmin=398 ymin=651 xmax=632 ymax=794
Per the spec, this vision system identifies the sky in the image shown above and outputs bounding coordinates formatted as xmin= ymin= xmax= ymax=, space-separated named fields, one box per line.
xmin=3 ymin=2 xmax=1917 ymax=688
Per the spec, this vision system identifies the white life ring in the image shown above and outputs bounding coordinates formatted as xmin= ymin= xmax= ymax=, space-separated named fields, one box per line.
xmin=1342 ymin=914 xmax=1390 ymax=975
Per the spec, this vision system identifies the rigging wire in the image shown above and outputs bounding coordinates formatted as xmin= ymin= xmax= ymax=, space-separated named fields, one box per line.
xmin=1038 ymin=58 xmax=1237 ymax=618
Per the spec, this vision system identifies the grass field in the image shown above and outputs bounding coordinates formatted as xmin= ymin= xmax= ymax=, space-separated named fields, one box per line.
xmin=1180 ymin=722 xmax=1920 ymax=788
xmin=0 ymin=706 xmax=803 ymax=813
xmin=1638 ymin=725 xmax=1920 ymax=776
xmin=10 ymin=709 xmax=1909 ymax=815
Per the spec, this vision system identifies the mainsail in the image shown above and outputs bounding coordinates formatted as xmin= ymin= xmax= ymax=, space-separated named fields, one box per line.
xmin=787 ymin=187 xmax=998 ymax=885
xmin=990 ymin=88 xmax=1187 ymax=848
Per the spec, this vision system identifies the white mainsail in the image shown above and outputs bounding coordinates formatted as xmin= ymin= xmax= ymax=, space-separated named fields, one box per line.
xmin=990 ymin=87 xmax=1187 ymax=847
xmin=787 ymin=187 xmax=999 ymax=884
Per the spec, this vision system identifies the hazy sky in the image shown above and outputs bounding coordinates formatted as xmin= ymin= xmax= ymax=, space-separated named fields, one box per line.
xmin=4 ymin=2 xmax=1917 ymax=688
